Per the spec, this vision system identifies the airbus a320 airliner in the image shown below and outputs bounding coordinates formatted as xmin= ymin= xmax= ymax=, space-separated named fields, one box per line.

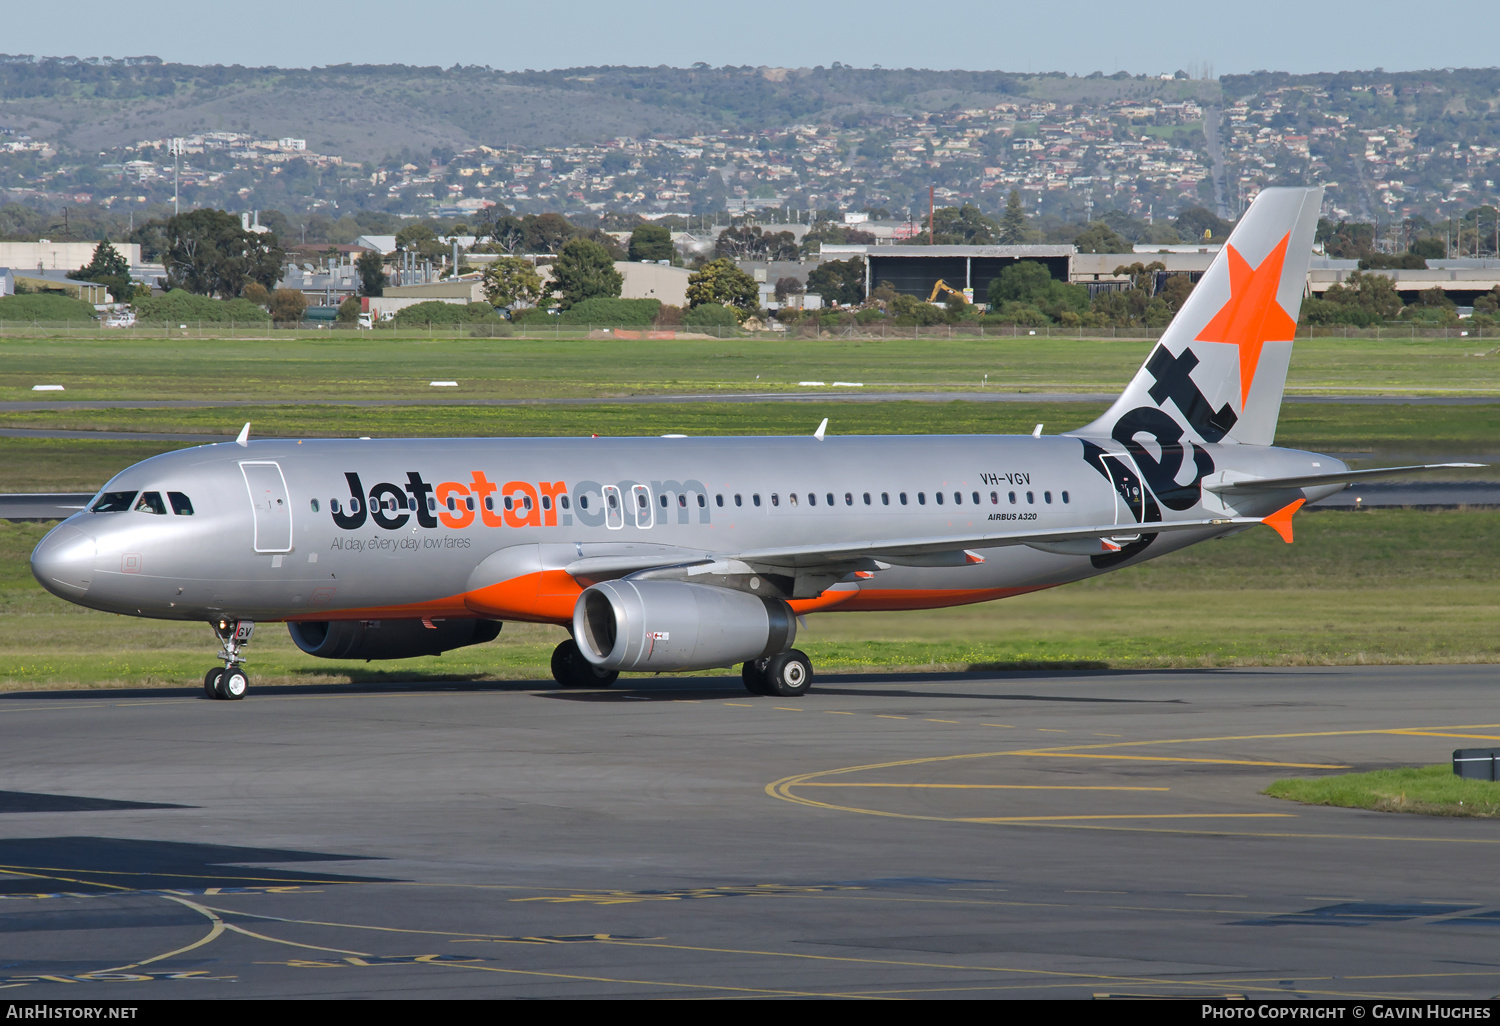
xmin=29 ymin=187 xmax=1476 ymax=700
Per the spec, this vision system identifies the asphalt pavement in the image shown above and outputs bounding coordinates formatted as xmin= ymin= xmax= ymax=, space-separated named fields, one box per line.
xmin=1 ymin=665 xmax=1498 ymax=998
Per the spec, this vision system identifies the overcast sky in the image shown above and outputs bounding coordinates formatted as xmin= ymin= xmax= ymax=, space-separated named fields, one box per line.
xmin=5 ymin=1 xmax=1495 ymax=77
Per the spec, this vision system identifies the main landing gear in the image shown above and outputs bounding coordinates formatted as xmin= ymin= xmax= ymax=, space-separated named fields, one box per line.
xmin=742 ymin=649 xmax=813 ymax=697
xmin=204 ymin=619 xmax=255 ymax=701
xmin=550 ymin=638 xmax=619 ymax=689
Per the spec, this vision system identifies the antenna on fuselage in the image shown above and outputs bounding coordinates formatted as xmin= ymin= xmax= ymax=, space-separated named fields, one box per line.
xmin=813 ymin=418 xmax=828 ymax=441
xmin=236 ymin=422 xmax=250 ymax=447
xmin=1031 ymin=423 xmax=1043 ymax=438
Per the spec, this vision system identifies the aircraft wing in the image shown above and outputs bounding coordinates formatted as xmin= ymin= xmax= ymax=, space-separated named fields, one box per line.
xmin=727 ymin=515 xmax=1260 ymax=569
xmin=1205 ymin=463 xmax=1485 ymax=495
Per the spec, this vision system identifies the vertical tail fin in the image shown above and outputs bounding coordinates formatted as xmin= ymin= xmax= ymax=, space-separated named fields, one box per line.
xmin=1073 ymin=187 xmax=1322 ymax=447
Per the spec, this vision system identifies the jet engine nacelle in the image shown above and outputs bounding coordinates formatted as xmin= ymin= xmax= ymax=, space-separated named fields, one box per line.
xmin=287 ymin=618 xmax=502 ymax=660
xmin=573 ymin=580 xmax=795 ymax=672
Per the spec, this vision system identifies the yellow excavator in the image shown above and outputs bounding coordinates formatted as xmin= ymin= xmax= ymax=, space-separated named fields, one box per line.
xmin=928 ymin=279 xmax=970 ymax=304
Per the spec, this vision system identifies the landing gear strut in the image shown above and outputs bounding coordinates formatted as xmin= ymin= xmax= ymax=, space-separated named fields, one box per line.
xmin=205 ymin=619 xmax=254 ymax=700
xmin=550 ymin=638 xmax=619 ymax=689
xmin=742 ymin=649 xmax=813 ymax=697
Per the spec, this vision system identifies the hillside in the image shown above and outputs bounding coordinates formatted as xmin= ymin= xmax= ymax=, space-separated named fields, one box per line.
xmin=0 ymin=60 xmax=1217 ymax=159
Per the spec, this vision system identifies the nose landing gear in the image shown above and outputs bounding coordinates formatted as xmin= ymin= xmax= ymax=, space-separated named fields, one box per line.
xmin=205 ymin=619 xmax=254 ymax=700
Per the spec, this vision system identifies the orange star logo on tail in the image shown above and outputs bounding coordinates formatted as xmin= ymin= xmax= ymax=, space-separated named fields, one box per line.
xmin=1194 ymin=232 xmax=1297 ymax=409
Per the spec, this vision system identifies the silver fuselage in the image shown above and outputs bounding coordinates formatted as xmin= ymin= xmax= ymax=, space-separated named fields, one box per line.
xmin=30 ymin=432 xmax=1344 ymax=624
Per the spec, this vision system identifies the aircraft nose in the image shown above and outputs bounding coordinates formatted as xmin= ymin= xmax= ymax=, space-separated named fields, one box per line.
xmin=31 ymin=524 xmax=96 ymax=599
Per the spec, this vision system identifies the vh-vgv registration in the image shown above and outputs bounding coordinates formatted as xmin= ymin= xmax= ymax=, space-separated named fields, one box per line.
xmin=29 ymin=187 xmax=1479 ymax=700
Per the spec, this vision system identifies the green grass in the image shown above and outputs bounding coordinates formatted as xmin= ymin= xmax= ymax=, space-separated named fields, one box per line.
xmin=3 ymin=336 xmax=1500 ymax=401
xmin=5 ymin=509 xmax=1498 ymax=690
xmin=1264 ymin=765 xmax=1500 ymax=818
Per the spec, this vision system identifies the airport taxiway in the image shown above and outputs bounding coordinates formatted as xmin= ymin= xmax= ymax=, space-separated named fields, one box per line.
xmin=1 ymin=665 xmax=1498 ymax=999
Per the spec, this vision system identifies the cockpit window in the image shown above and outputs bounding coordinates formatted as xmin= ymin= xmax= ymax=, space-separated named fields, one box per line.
xmin=134 ymin=491 xmax=167 ymax=515
xmin=168 ymin=492 xmax=194 ymax=516
xmin=91 ymin=491 xmax=137 ymax=513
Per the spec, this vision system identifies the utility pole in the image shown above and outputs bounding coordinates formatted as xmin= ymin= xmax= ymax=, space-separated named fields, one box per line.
xmin=169 ymin=138 xmax=184 ymax=215
xmin=929 ymin=185 xmax=935 ymax=245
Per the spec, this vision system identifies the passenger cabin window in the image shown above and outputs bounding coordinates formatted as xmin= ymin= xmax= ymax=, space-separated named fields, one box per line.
xmin=1027 ymin=491 xmax=1035 ymax=504
xmin=91 ymin=491 xmax=136 ymax=513
xmin=169 ymin=492 xmax=195 ymax=516
xmin=1044 ymin=491 xmax=1053 ymax=504
xmin=504 ymin=497 xmax=514 ymax=511
xmin=331 ymin=498 xmax=343 ymax=514
xmin=659 ymin=494 xmax=668 ymax=508
xmin=579 ymin=495 xmax=589 ymax=510
xmin=899 ymin=492 xmax=908 ymax=505
xmin=1009 ymin=491 xmax=1017 ymax=504
xmin=447 ymin=497 xmax=457 ymax=511
xmin=918 ymin=492 xmax=926 ymax=505
xmin=789 ymin=493 xmax=798 ymax=507
xmin=846 ymin=493 xmax=854 ymax=506
xmin=308 ymin=498 xmax=319 ymax=513
xmin=807 ymin=493 xmax=816 ymax=506
xmin=697 ymin=494 xmax=706 ymax=508
xmin=827 ymin=493 xmax=835 ymax=506
xmin=716 ymin=494 xmax=724 ymax=507
xmin=990 ymin=491 xmax=998 ymax=504
xmin=934 ymin=492 xmax=943 ymax=505
xmin=752 ymin=494 xmax=761 ymax=507
xmin=863 ymin=493 xmax=871 ymax=505
xmin=735 ymin=494 xmax=743 ymax=507
xmin=134 ymin=491 xmax=167 ymax=515
xmin=882 ymin=492 xmax=890 ymax=505
xmin=771 ymin=493 xmax=779 ymax=507
xmin=560 ymin=495 xmax=570 ymax=510
xmin=428 ymin=497 xmax=437 ymax=511
xmin=972 ymin=492 xmax=980 ymax=505
xmin=678 ymin=495 xmax=687 ymax=508
xmin=1061 ymin=491 xmax=1069 ymax=504
xmin=541 ymin=495 xmax=551 ymax=511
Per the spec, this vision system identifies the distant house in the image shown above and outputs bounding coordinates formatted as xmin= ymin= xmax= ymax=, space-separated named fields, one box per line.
xmin=3 ymin=268 xmax=113 ymax=303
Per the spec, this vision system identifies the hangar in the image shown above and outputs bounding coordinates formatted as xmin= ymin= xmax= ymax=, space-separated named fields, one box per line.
xmin=820 ymin=243 xmax=1074 ymax=304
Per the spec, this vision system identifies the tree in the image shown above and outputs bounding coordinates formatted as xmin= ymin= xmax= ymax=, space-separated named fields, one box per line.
xmin=773 ymin=276 xmax=805 ymax=303
xmin=482 ymin=257 xmax=545 ymax=308
xmin=355 ymin=250 xmax=388 ymax=297
xmin=1073 ymin=221 xmax=1132 ymax=254
xmin=988 ymin=260 xmax=1089 ymax=321
xmin=270 ymin=288 xmax=307 ymax=325
xmin=1319 ymin=270 xmax=1404 ymax=320
xmin=628 ymin=224 xmax=674 ymax=262
xmin=336 ymin=296 xmax=362 ymax=324
xmin=686 ymin=258 xmax=758 ymax=314
xmin=999 ymin=189 xmax=1029 ymax=244
xmin=715 ymin=226 xmax=799 ymax=261
xmin=805 ymin=257 xmax=866 ymax=306
xmin=546 ymin=238 xmax=621 ymax=310
xmin=1176 ymin=206 xmax=1234 ymax=242
xmin=931 ymin=204 xmax=998 ymax=245
xmin=67 ymin=240 xmax=132 ymax=302
xmin=162 ymin=209 xmax=284 ymax=299
xmin=524 ymin=212 xmax=575 ymax=254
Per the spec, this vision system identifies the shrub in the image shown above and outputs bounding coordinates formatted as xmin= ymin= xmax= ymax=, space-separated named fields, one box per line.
xmin=0 ymin=293 xmax=100 ymax=322
xmin=509 ymin=306 xmax=553 ymax=325
xmin=653 ymin=304 xmax=684 ymax=326
xmin=557 ymin=297 xmax=661 ymax=325
xmin=391 ymin=301 xmax=503 ymax=327
xmin=681 ymin=303 xmax=741 ymax=328
xmin=135 ymin=290 xmax=271 ymax=325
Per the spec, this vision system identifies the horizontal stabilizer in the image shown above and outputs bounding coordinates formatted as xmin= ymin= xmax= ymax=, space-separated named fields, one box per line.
xmin=1205 ymin=463 xmax=1486 ymax=495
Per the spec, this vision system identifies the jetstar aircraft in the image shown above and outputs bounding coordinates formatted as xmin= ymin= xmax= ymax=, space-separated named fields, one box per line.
xmin=29 ymin=187 xmax=1479 ymax=700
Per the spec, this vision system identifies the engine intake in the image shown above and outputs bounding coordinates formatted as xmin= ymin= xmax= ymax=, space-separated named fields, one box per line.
xmin=287 ymin=618 xmax=501 ymax=660
xmin=574 ymin=580 xmax=795 ymax=672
